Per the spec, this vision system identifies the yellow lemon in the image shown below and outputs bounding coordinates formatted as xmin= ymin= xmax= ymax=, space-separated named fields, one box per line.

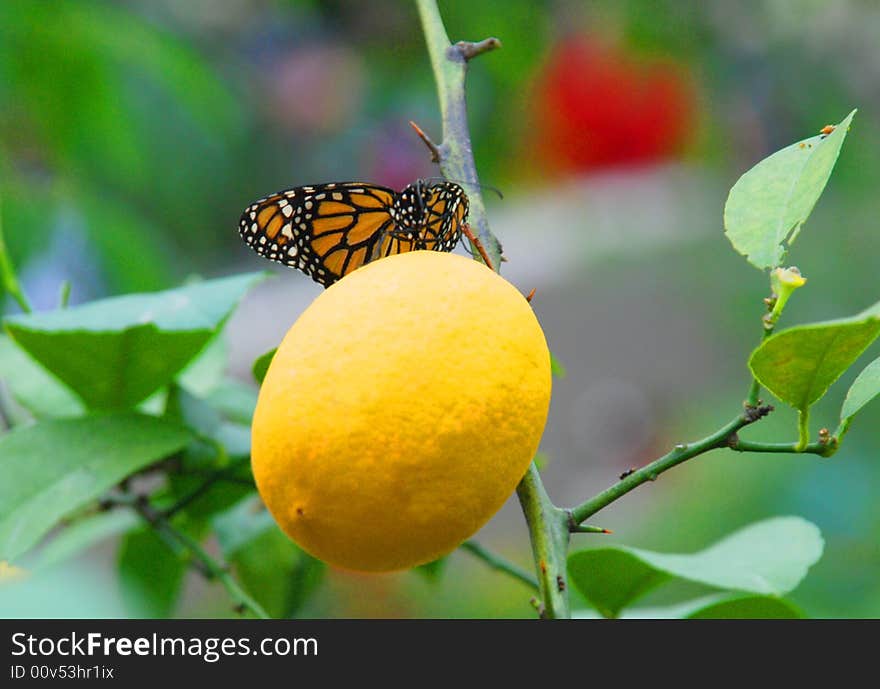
xmin=251 ymin=251 xmax=551 ymax=572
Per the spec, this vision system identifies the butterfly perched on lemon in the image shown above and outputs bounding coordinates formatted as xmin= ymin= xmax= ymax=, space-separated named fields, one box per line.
xmin=238 ymin=180 xmax=469 ymax=287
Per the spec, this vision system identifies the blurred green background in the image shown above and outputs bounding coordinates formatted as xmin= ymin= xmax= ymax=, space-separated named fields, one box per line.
xmin=1 ymin=0 xmax=879 ymax=618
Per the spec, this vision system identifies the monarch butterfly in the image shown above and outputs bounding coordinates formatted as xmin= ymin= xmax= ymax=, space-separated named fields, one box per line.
xmin=238 ymin=180 xmax=469 ymax=287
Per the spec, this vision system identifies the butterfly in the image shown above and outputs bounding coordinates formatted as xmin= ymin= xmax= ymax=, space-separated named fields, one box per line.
xmin=238 ymin=180 xmax=469 ymax=287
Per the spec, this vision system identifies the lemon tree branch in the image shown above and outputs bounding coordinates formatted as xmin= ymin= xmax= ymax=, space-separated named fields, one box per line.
xmin=460 ymin=540 xmax=539 ymax=591
xmin=415 ymin=0 xmax=568 ymax=618
xmin=516 ymin=464 xmax=571 ymax=618
xmin=414 ymin=0 xmax=503 ymax=269
xmin=568 ymin=409 xmax=771 ymax=525
xmin=112 ymin=492 xmax=269 ymax=619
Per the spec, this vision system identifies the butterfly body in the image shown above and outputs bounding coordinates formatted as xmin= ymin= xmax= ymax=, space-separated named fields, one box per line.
xmin=238 ymin=180 xmax=468 ymax=287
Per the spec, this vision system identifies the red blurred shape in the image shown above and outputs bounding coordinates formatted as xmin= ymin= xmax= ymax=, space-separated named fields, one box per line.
xmin=532 ymin=36 xmax=697 ymax=173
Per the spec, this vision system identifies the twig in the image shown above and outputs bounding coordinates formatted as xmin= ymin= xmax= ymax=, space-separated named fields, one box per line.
xmin=162 ymin=457 xmax=251 ymax=520
xmin=125 ymin=494 xmax=269 ymax=619
xmin=455 ymin=38 xmax=502 ymax=61
xmin=460 ymin=540 xmax=539 ymax=591
xmin=58 ymin=281 xmax=71 ymax=309
xmin=409 ymin=120 xmax=442 ymax=163
xmin=568 ymin=405 xmax=774 ymax=526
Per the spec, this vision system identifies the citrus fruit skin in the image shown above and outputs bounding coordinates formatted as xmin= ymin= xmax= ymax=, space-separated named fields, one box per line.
xmin=251 ymin=251 xmax=552 ymax=572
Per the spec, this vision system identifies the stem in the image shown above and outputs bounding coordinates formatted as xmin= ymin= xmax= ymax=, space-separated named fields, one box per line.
xmin=58 ymin=281 xmax=71 ymax=309
xmin=515 ymin=464 xmax=571 ymax=619
xmin=796 ymin=409 xmax=810 ymax=451
xmin=460 ymin=540 xmax=538 ymax=591
xmin=0 ymin=196 xmax=32 ymax=313
xmin=414 ymin=0 xmax=503 ymax=270
xmin=569 ymin=406 xmax=773 ymax=525
xmin=729 ymin=438 xmax=833 ymax=456
xmin=162 ymin=457 xmax=250 ymax=520
xmin=128 ymin=494 xmax=269 ymax=619
xmin=746 ymin=328 xmax=773 ymax=407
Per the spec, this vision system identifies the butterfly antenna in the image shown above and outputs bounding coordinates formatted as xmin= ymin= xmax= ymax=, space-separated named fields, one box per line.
xmin=421 ymin=177 xmax=504 ymax=201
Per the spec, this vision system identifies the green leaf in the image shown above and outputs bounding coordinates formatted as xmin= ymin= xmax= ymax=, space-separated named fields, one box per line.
xmin=213 ymin=422 xmax=251 ymax=459
xmin=724 ymin=110 xmax=856 ymax=269
xmin=164 ymin=384 xmax=222 ymax=438
xmin=165 ymin=471 xmax=252 ymax=522
xmin=839 ymin=356 xmax=880 ymax=432
xmin=211 ymin=494 xmax=277 ymax=559
xmin=414 ymin=557 xmax=447 ymax=583
xmin=252 ymin=348 xmax=277 ymax=385
xmin=118 ymin=527 xmax=186 ymax=618
xmin=4 ymin=273 xmax=266 ymax=409
xmin=178 ymin=335 xmax=228 ymax=397
xmin=574 ymin=593 xmax=804 ymax=619
xmin=567 ymin=549 xmax=670 ymax=618
xmin=686 ymin=594 xmax=804 ymax=619
xmin=34 ymin=509 xmax=139 ymax=570
xmin=0 ymin=335 xmax=83 ymax=418
xmin=568 ymin=517 xmax=822 ymax=617
xmin=550 ymin=352 xmax=567 ymax=379
xmin=213 ymin=495 xmax=324 ymax=618
xmin=749 ymin=307 xmax=880 ymax=413
xmin=0 ymin=413 xmax=190 ymax=561
xmin=206 ymin=379 xmax=258 ymax=425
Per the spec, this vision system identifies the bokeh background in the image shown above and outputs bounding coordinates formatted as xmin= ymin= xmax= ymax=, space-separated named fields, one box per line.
xmin=2 ymin=0 xmax=879 ymax=617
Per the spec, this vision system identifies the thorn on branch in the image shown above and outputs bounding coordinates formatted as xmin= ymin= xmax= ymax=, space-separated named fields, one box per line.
xmin=409 ymin=120 xmax=442 ymax=163
xmin=461 ymin=223 xmax=495 ymax=271
xmin=453 ymin=37 xmax=502 ymax=62
xmin=529 ymin=596 xmax=547 ymax=619
xmin=525 ymin=287 xmax=536 ymax=303
xmin=618 ymin=467 xmax=635 ymax=480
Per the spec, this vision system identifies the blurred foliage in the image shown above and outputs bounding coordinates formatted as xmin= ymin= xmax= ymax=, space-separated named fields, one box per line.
xmin=1 ymin=0 xmax=880 ymax=618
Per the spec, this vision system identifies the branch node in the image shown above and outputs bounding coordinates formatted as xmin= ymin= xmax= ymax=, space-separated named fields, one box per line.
xmin=408 ymin=120 xmax=442 ymax=163
xmin=453 ymin=37 xmax=502 ymax=62
xmin=744 ymin=403 xmax=774 ymax=423
xmin=726 ymin=432 xmax=740 ymax=449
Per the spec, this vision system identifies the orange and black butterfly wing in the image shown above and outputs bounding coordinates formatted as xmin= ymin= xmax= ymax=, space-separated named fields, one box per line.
xmin=238 ymin=183 xmax=397 ymax=287
xmin=416 ymin=182 xmax=468 ymax=251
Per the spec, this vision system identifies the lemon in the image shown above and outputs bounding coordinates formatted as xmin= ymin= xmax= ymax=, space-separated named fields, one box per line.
xmin=251 ymin=251 xmax=551 ymax=572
